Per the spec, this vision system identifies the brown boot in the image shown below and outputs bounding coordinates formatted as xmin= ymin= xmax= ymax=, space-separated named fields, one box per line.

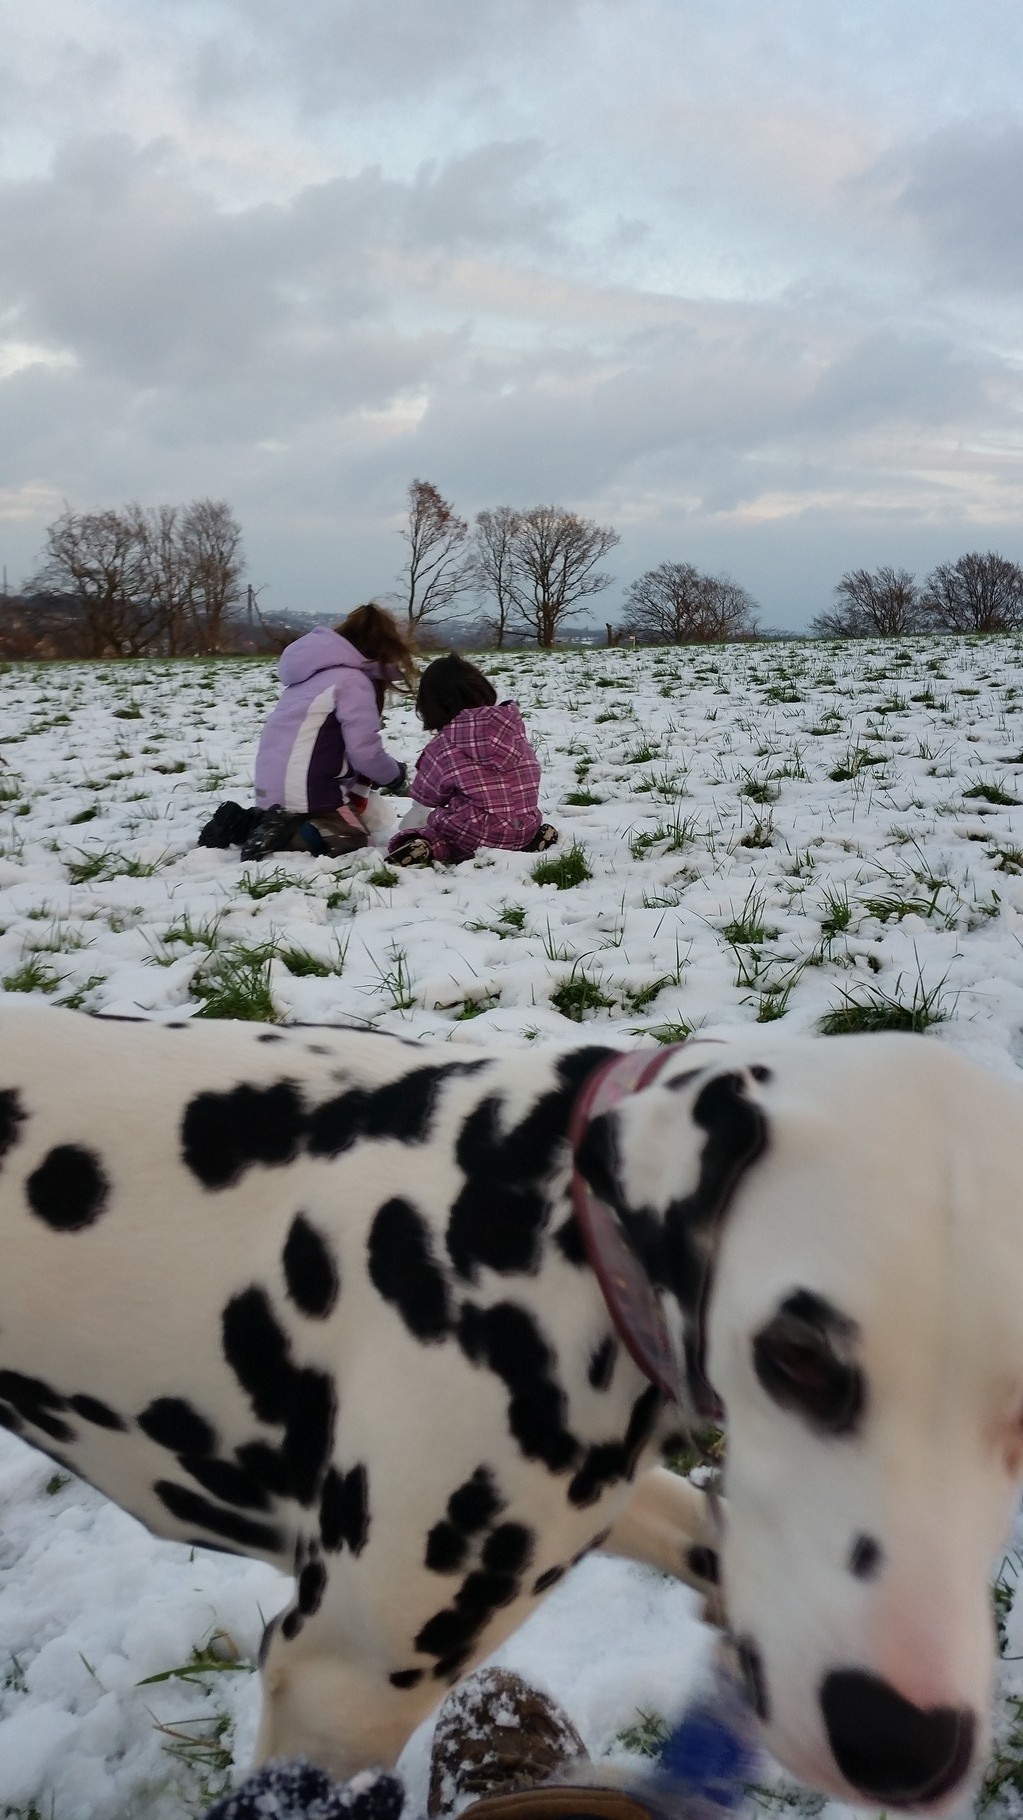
xmin=428 ymin=1668 xmax=586 ymax=1817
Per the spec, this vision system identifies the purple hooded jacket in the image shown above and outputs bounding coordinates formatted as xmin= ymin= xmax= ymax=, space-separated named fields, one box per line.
xmin=254 ymin=627 xmax=403 ymax=813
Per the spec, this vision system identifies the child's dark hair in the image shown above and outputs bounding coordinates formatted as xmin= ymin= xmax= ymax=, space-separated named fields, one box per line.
xmin=416 ymin=654 xmax=498 ymax=731
xmin=336 ymin=603 xmax=418 ymax=696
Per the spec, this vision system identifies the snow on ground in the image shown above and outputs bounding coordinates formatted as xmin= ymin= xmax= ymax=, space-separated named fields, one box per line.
xmin=2 ymin=636 xmax=1023 ymax=1816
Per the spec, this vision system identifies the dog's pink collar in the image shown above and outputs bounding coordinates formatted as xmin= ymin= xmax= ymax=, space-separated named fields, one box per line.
xmin=569 ymin=1045 xmax=688 ymax=1402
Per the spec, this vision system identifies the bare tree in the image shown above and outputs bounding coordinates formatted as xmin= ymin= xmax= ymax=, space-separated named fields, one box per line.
xmin=179 ymin=498 xmax=245 ymax=652
xmin=920 ymin=551 xmax=1023 ymax=633
xmin=505 ymin=505 xmax=619 ymax=647
xmin=471 ymin=506 xmax=521 ymax=648
xmin=397 ymin=480 xmax=472 ymax=630
xmin=622 ymin=561 xmax=760 ymax=643
xmin=29 ymin=506 xmax=156 ymax=656
xmin=27 ymin=498 xmax=248 ymax=656
xmin=811 ymin=567 xmax=922 ymax=638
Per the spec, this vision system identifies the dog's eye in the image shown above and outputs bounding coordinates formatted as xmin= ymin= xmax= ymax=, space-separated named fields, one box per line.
xmin=752 ymin=1314 xmax=864 ymax=1435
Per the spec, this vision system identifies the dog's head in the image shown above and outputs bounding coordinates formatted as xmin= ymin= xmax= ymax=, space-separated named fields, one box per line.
xmin=575 ymin=1032 xmax=1023 ymax=1810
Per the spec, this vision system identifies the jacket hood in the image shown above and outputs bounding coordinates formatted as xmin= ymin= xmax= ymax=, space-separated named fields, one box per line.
xmin=278 ymin=626 xmax=383 ymax=687
xmin=445 ymin=701 xmax=530 ymax=767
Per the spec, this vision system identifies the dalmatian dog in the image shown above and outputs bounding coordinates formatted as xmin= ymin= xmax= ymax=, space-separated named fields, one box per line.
xmin=1 ymin=1001 xmax=1022 ymax=1811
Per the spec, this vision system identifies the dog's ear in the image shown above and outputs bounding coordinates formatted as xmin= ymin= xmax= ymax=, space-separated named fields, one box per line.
xmin=575 ymin=1057 xmax=769 ymax=1306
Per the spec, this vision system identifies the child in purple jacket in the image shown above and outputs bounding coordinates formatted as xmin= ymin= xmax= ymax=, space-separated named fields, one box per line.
xmin=240 ymin=604 xmax=415 ymax=859
xmin=388 ymin=655 xmax=557 ymax=867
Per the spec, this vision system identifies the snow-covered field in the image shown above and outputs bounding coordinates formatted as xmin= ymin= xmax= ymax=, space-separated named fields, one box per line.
xmin=3 ymin=636 xmax=1023 ymax=1818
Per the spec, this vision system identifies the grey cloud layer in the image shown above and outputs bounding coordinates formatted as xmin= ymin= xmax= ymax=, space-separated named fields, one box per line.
xmin=2 ymin=0 xmax=1022 ymax=627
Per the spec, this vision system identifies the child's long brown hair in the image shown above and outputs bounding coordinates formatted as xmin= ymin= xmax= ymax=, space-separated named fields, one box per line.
xmin=336 ymin=602 xmax=418 ymax=706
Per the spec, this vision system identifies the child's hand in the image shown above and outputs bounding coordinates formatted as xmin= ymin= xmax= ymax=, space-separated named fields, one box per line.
xmin=379 ymin=762 xmax=409 ymax=797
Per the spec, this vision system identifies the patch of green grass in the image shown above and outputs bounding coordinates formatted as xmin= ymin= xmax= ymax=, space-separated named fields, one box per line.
xmin=1 ymin=956 xmax=64 ymax=995
xmin=68 ymin=805 xmax=101 ymax=824
xmin=740 ymin=772 xmax=781 ymax=805
xmin=237 ymin=867 xmax=310 ymax=899
xmin=531 ymin=842 xmax=591 ymax=889
xmin=160 ymin=911 xmax=224 ymax=950
xmin=818 ymin=968 xmax=952 ymax=1036
xmin=57 ymin=974 xmax=107 ymax=1011
xmin=192 ymin=945 xmax=278 ymax=1022
xmin=819 ymin=885 xmax=852 ymax=939
xmin=992 ymin=847 xmax=1023 ymax=874
xmin=614 ymin=1709 xmax=671 ymax=1757
xmin=861 ymin=888 xmax=945 ymax=925
xmin=623 ymin=975 xmax=674 ymax=1013
xmin=66 ymin=849 xmax=166 ymax=884
xmin=963 ymin=781 xmax=1019 ymax=807
xmin=551 ymin=961 xmax=614 ymax=1022
xmin=645 ymin=1020 xmax=697 ymax=1045
xmin=739 ymin=816 xmax=774 ymax=849
xmin=366 ymin=864 xmax=399 ymax=888
xmin=722 ymin=887 xmax=775 ymax=946
xmin=563 ymin=789 xmax=605 ymax=806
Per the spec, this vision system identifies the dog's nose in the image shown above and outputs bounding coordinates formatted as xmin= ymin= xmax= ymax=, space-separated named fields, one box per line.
xmin=820 ymin=1669 xmax=975 ymax=1805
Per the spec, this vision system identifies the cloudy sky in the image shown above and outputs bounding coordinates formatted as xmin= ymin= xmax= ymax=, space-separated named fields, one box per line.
xmin=2 ymin=0 xmax=1022 ymax=632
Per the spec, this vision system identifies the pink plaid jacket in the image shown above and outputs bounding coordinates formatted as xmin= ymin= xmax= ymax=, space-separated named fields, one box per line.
xmin=399 ymin=701 xmax=543 ymax=862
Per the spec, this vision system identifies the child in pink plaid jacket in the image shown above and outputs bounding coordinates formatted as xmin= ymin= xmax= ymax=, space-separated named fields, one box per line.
xmin=388 ymin=655 xmax=558 ymax=866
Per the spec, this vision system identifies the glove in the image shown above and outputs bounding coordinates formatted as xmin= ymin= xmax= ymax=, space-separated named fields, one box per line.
xmin=379 ymin=761 xmax=409 ymax=797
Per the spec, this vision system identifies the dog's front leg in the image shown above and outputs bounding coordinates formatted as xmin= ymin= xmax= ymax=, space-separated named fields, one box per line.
xmin=598 ymin=1467 xmax=724 ymax=1619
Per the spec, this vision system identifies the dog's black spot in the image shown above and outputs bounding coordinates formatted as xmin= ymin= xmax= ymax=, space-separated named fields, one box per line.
xmin=532 ymin=1565 xmax=566 ymax=1594
xmin=26 ymin=1144 xmax=109 ymax=1231
xmin=749 ymin=1065 xmax=771 ymax=1084
xmin=257 ymin=1032 xmax=285 ymax=1043
xmin=283 ymin=1367 xmax=337 ymax=1507
xmin=458 ymin=1301 xmax=578 ymax=1473
xmin=308 ymin=1064 xmax=485 ymax=1158
xmin=298 ymin=1560 xmax=327 ymax=1615
xmin=320 ymin=1463 xmax=370 ymax=1554
xmin=0 ymin=1088 xmax=27 ymax=1164
xmin=414 ymin=1605 xmax=479 ymax=1659
xmin=182 ymin=1454 xmax=273 ymax=1511
xmin=153 ymin=1480 xmax=283 ymax=1553
xmin=481 ymin=1524 xmax=534 ymax=1576
xmin=588 ymin=1336 xmax=617 ymax=1391
xmin=447 ymin=1467 xmax=503 ymax=1534
xmin=455 ymin=1568 xmax=518 ymax=1615
xmin=138 ymin=1398 xmax=217 ymax=1455
xmin=0 ymin=1369 xmax=74 ymax=1442
xmin=433 ymin=1648 xmax=472 ymax=1683
xmin=258 ymin=1613 xmax=279 ymax=1666
xmin=568 ymin=1385 xmax=662 ymax=1507
xmin=736 ymin=1636 xmax=770 ymax=1721
xmin=283 ymin=1215 xmax=339 ymax=1318
xmin=222 ymin=1288 xmax=336 ymax=1504
xmin=280 ymin=1608 xmax=304 ymax=1640
xmin=664 ymin=1068 xmax=709 ymax=1093
xmin=222 ymin=1287 xmax=291 ymax=1424
xmin=235 ymin=1440 xmax=293 ymax=1499
xmin=68 ymin=1394 xmax=126 ymax=1430
xmin=849 ymin=1534 xmax=883 ymax=1580
xmin=447 ymin=1050 xmax=612 ymax=1284
xmin=182 ymin=1081 xmax=305 ymax=1190
xmin=553 ymin=1214 xmax=587 ymax=1267
xmin=425 ymin=1522 xmax=468 ymax=1573
xmin=390 ymin=1668 xmax=424 ymax=1689
xmin=0 ymin=1401 xmax=23 ymax=1433
xmin=687 ymin=1545 xmax=719 ymax=1585
xmin=367 ymin=1198 xmax=450 ymax=1341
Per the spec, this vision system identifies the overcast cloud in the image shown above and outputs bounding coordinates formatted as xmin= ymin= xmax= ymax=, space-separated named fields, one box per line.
xmin=2 ymin=0 xmax=1022 ymax=629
